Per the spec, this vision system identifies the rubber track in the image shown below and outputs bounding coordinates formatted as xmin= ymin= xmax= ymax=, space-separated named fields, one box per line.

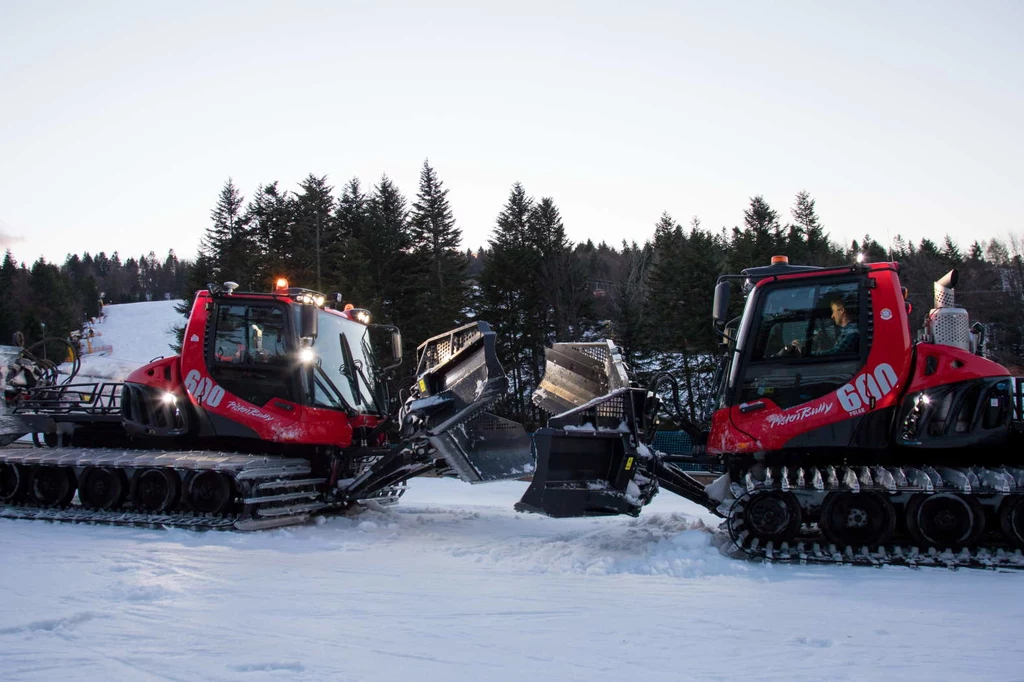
xmin=0 ymin=447 xmax=327 ymax=531
xmin=724 ymin=463 xmax=1024 ymax=571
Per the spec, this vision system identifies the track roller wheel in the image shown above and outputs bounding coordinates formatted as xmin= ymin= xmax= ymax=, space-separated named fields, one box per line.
xmin=30 ymin=466 xmax=77 ymax=507
xmin=906 ymin=492 xmax=985 ymax=549
xmin=0 ymin=462 xmax=27 ymax=502
xmin=131 ymin=468 xmax=181 ymax=512
xmin=998 ymin=495 xmax=1024 ymax=549
xmin=820 ymin=492 xmax=896 ymax=548
xmin=79 ymin=466 xmax=128 ymax=510
xmin=186 ymin=470 xmax=234 ymax=514
xmin=738 ymin=491 xmax=802 ymax=546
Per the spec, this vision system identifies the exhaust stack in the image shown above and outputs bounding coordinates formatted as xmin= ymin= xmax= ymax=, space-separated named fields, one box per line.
xmin=925 ymin=268 xmax=974 ymax=352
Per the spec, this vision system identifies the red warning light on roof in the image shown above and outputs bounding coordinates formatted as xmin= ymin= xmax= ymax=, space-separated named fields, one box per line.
xmin=770 ymin=255 xmax=789 ymax=265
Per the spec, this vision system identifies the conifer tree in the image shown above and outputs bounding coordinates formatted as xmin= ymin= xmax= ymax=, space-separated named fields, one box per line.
xmin=409 ymin=161 xmax=469 ymax=333
xmin=202 ymin=178 xmax=254 ymax=289
xmin=479 ymin=183 xmax=537 ymax=419
xmin=245 ymin=182 xmax=294 ymax=289
xmin=0 ymin=250 xmax=22 ymax=344
xmin=356 ymin=176 xmax=417 ymax=351
xmin=333 ymin=177 xmax=370 ymax=304
xmin=291 ymin=175 xmax=336 ymax=291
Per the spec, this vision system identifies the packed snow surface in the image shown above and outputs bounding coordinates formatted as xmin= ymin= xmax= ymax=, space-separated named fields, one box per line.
xmin=2 ymin=301 xmax=1022 ymax=681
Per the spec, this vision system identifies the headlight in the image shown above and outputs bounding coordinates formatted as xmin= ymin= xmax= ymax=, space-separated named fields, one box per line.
xmin=161 ymin=392 xmax=177 ymax=405
xmin=298 ymin=348 xmax=316 ymax=364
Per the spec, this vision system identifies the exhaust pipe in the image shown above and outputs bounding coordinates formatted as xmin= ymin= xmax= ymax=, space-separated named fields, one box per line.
xmin=926 ymin=268 xmax=974 ymax=352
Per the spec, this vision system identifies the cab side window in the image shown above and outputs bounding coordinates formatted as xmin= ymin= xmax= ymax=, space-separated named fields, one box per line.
xmin=214 ymin=305 xmax=288 ymax=365
xmin=738 ymin=281 xmax=863 ymax=410
xmin=210 ymin=303 xmax=295 ymax=406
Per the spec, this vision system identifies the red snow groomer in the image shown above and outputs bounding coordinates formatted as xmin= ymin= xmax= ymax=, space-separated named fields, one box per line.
xmin=518 ymin=258 xmax=1024 ymax=568
xmin=0 ymin=280 xmax=532 ymax=529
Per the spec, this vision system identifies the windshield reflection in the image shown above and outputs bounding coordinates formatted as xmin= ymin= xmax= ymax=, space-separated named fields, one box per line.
xmin=309 ymin=310 xmax=382 ymax=414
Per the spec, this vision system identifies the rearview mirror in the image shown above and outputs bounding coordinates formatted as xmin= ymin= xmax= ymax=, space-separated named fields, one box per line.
xmin=712 ymin=281 xmax=730 ymax=323
xmin=389 ymin=329 xmax=403 ymax=370
xmin=299 ymin=304 xmax=318 ymax=339
xmin=370 ymin=325 xmax=403 ymax=370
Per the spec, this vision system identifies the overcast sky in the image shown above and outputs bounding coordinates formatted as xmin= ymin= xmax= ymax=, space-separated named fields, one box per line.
xmin=1 ymin=0 xmax=1021 ymax=266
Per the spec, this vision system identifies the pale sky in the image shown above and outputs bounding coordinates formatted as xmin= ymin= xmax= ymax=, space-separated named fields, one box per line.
xmin=1 ymin=0 xmax=1021 ymax=266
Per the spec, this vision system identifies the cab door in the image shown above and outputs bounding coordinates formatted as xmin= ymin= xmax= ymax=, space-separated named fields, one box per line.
xmin=727 ymin=277 xmax=868 ymax=450
xmin=208 ymin=301 xmax=300 ymax=408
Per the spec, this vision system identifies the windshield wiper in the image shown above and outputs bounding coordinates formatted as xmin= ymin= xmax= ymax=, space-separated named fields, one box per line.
xmin=339 ymin=334 xmax=362 ymax=406
xmin=353 ymin=356 xmax=386 ymax=416
xmin=313 ymin=364 xmax=354 ymax=414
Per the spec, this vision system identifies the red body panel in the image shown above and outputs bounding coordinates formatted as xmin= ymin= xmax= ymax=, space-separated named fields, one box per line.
xmin=907 ymin=343 xmax=1011 ymax=394
xmin=125 ymin=356 xmax=182 ymax=393
xmin=127 ymin=291 xmax=379 ymax=448
xmin=705 ymin=262 xmax=1008 ymax=456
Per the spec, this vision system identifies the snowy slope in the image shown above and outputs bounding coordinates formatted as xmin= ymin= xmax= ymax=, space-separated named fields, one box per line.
xmin=2 ymin=302 xmax=1022 ymax=682
xmin=65 ymin=299 xmax=183 ymax=382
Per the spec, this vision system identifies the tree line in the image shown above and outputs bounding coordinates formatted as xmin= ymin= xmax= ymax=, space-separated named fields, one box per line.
xmin=0 ymin=249 xmax=189 ymax=351
xmin=6 ymin=165 xmax=1024 ymax=427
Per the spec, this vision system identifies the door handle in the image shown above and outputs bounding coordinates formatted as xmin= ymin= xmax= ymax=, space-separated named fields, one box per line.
xmin=739 ymin=401 xmax=766 ymax=414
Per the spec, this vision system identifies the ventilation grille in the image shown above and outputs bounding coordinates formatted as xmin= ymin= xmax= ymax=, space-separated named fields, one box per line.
xmin=559 ymin=343 xmax=609 ymax=363
xmin=934 ymin=284 xmax=956 ymax=309
xmin=930 ymin=308 xmax=971 ymax=351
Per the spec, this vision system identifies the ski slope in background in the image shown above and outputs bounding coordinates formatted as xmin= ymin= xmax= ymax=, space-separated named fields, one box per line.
xmin=69 ymin=299 xmax=182 ymax=382
xmin=2 ymin=302 xmax=1021 ymax=682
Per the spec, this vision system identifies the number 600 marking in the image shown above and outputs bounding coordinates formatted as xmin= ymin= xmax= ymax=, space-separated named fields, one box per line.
xmin=184 ymin=368 xmax=225 ymax=407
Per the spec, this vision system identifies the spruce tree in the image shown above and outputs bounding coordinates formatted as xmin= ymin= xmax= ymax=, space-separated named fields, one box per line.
xmin=409 ymin=161 xmax=469 ymax=333
xmin=203 ymin=178 xmax=254 ymax=289
xmin=0 ymin=250 xmax=22 ymax=344
xmin=745 ymin=195 xmax=782 ymax=261
xmin=479 ymin=183 xmax=537 ymax=420
xmin=291 ymin=175 xmax=336 ymax=291
xmin=350 ymin=175 xmax=421 ymax=376
xmin=333 ymin=177 xmax=370 ymax=305
xmin=246 ymin=181 xmax=295 ymax=289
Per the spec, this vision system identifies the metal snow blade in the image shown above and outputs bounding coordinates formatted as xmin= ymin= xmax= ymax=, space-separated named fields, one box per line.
xmin=427 ymin=411 xmax=533 ymax=483
xmin=532 ymin=341 xmax=632 ymax=415
xmin=401 ymin=322 xmax=533 ymax=482
xmin=516 ymin=386 xmax=658 ymax=518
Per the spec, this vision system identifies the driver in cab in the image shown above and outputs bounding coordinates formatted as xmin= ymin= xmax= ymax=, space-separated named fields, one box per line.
xmin=778 ymin=299 xmax=859 ymax=357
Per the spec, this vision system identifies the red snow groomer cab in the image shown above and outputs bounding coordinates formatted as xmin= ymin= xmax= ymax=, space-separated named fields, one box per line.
xmin=519 ymin=258 xmax=1024 ymax=568
xmin=122 ymin=280 xmax=394 ymax=450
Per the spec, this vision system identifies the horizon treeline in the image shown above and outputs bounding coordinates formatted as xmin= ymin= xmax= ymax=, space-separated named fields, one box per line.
xmin=0 ymin=249 xmax=189 ymax=352
xmin=5 ymin=161 xmax=1024 ymax=424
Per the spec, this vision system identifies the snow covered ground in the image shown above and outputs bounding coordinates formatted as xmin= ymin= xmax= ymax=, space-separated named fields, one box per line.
xmin=66 ymin=299 xmax=183 ymax=382
xmin=2 ymin=302 xmax=1022 ymax=682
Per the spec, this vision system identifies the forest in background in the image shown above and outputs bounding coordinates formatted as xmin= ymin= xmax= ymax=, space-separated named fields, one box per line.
xmin=4 ymin=160 xmax=1024 ymax=424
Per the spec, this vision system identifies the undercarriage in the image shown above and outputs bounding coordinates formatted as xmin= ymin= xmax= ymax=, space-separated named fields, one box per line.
xmin=723 ymin=462 xmax=1024 ymax=569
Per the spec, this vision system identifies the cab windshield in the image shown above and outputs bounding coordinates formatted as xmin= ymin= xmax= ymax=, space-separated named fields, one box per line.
xmin=308 ymin=310 xmax=383 ymax=415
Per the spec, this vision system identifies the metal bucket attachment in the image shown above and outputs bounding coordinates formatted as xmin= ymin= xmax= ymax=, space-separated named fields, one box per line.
xmin=407 ymin=322 xmax=507 ymax=434
xmin=532 ymin=341 xmax=631 ymax=415
xmin=518 ymin=338 xmax=660 ymax=517
xmin=516 ymin=386 xmax=659 ymax=517
xmin=402 ymin=322 xmax=533 ymax=482
xmin=427 ymin=412 xmax=534 ymax=483
xmin=515 ymin=427 xmax=652 ymax=517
